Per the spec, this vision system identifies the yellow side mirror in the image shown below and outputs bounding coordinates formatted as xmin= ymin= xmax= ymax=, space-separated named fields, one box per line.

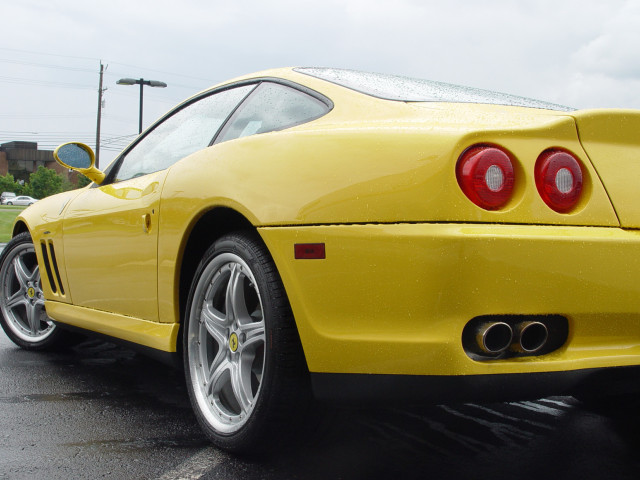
xmin=53 ymin=142 xmax=106 ymax=185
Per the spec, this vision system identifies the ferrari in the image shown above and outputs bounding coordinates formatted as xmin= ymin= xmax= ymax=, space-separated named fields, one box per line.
xmin=1 ymin=67 xmax=640 ymax=452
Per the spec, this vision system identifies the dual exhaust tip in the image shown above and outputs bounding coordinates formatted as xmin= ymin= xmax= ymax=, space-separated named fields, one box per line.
xmin=475 ymin=320 xmax=549 ymax=356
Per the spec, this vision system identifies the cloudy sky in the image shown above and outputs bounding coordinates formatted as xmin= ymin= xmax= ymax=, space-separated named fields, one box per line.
xmin=1 ymin=0 xmax=638 ymax=166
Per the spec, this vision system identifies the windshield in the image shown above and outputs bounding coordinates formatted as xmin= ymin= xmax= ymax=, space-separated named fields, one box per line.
xmin=296 ymin=67 xmax=572 ymax=111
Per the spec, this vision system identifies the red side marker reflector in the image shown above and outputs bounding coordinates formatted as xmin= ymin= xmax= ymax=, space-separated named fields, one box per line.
xmin=295 ymin=243 xmax=326 ymax=259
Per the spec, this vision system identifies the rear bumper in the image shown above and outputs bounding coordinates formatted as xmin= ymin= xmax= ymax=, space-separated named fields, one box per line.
xmin=260 ymin=223 xmax=640 ymax=377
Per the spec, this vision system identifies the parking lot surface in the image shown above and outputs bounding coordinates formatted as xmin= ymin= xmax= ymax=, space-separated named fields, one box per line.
xmin=1 ymin=333 xmax=640 ymax=479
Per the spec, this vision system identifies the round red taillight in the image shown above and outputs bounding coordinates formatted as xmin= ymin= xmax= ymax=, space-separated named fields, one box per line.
xmin=535 ymin=149 xmax=583 ymax=213
xmin=456 ymin=145 xmax=515 ymax=210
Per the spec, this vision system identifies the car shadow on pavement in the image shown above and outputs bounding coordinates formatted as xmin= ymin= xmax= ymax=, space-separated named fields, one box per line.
xmin=4 ymin=337 xmax=640 ymax=480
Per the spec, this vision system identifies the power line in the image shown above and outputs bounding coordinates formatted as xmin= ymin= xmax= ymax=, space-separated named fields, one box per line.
xmin=0 ymin=47 xmax=99 ymax=62
xmin=0 ymin=47 xmax=216 ymax=86
xmin=0 ymin=57 xmax=206 ymax=92
xmin=0 ymin=57 xmax=96 ymax=73
xmin=104 ymin=72 xmax=207 ymax=91
xmin=107 ymin=61 xmax=215 ymax=84
xmin=0 ymin=130 xmax=137 ymax=149
xmin=0 ymin=75 xmax=94 ymax=90
xmin=0 ymin=113 xmax=95 ymax=119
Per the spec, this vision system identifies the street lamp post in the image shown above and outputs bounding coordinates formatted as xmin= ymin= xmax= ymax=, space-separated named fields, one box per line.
xmin=116 ymin=77 xmax=167 ymax=134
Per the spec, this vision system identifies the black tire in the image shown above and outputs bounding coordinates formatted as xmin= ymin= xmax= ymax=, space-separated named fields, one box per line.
xmin=6 ymin=202 xmax=12 ymax=205
xmin=0 ymin=232 xmax=70 ymax=350
xmin=183 ymin=231 xmax=310 ymax=454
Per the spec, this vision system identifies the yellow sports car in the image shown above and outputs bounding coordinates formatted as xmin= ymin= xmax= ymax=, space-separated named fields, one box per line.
xmin=2 ymin=67 xmax=639 ymax=452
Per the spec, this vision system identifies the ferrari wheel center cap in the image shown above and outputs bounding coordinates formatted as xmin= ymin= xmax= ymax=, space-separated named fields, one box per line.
xmin=27 ymin=287 xmax=36 ymax=299
xmin=229 ymin=332 xmax=239 ymax=352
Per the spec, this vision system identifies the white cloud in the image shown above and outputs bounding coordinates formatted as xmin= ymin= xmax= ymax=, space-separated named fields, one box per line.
xmin=572 ymin=0 xmax=640 ymax=78
xmin=563 ymin=0 xmax=640 ymax=108
xmin=1 ymin=0 xmax=639 ymax=165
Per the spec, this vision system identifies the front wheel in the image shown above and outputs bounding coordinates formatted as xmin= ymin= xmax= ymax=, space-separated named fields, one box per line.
xmin=0 ymin=232 xmax=68 ymax=350
xmin=183 ymin=232 xmax=310 ymax=453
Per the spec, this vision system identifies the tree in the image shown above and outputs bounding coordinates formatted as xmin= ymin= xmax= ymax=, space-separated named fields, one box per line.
xmin=76 ymin=174 xmax=92 ymax=188
xmin=0 ymin=173 xmax=22 ymax=195
xmin=27 ymin=166 xmax=64 ymax=199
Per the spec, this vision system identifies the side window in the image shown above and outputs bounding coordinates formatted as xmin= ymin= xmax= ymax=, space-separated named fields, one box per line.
xmin=216 ymin=82 xmax=329 ymax=144
xmin=115 ymin=84 xmax=254 ymax=182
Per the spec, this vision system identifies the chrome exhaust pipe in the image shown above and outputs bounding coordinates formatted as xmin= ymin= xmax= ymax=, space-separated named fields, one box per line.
xmin=512 ymin=321 xmax=548 ymax=353
xmin=475 ymin=321 xmax=513 ymax=355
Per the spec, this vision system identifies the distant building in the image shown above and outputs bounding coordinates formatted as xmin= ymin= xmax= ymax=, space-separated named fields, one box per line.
xmin=0 ymin=141 xmax=77 ymax=184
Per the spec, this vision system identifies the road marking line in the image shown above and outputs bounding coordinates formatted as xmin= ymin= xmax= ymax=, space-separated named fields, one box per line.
xmin=157 ymin=447 xmax=226 ymax=480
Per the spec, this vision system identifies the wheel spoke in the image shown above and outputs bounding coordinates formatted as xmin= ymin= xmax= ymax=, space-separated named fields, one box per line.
xmin=203 ymin=300 xmax=226 ymax=325
xmin=201 ymin=325 xmax=227 ymax=398
xmin=230 ymin=360 xmax=253 ymax=414
xmin=25 ymin=302 xmax=40 ymax=335
xmin=30 ymin=265 xmax=40 ymax=284
xmin=201 ymin=305 xmax=228 ymax=347
xmin=228 ymin=266 xmax=253 ymax=324
xmin=5 ymin=290 xmax=26 ymax=310
xmin=224 ymin=264 xmax=239 ymax=321
xmin=207 ymin=357 xmax=231 ymax=397
xmin=239 ymin=320 xmax=265 ymax=350
xmin=13 ymin=255 xmax=31 ymax=289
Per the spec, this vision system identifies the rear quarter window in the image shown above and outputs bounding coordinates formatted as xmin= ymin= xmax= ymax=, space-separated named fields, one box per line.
xmin=216 ymin=82 xmax=330 ymax=143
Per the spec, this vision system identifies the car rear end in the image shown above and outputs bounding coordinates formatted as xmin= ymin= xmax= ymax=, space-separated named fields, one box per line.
xmin=257 ymin=98 xmax=640 ymax=403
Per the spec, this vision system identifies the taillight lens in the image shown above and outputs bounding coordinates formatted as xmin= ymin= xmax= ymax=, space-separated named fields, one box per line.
xmin=535 ymin=149 xmax=583 ymax=213
xmin=456 ymin=145 xmax=515 ymax=210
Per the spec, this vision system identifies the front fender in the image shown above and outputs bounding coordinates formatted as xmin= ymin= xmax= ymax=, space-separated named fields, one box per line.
xmin=14 ymin=188 xmax=87 ymax=304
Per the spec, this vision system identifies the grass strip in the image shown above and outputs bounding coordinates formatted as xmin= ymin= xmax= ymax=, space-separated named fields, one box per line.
xmin=0 ymin=206 xmax=26 ymax=243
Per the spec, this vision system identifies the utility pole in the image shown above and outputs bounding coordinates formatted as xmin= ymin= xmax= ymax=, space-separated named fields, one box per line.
xmin=95 ymin=61 xmax=107 ymax=168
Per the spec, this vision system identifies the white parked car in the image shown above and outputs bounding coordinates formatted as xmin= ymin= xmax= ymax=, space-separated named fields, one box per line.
xmin=5 ymin=196 xmax=38 ymax=206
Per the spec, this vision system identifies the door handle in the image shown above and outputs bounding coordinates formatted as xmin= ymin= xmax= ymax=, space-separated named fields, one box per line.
xmin=142 ymin=213 xmax=152 ymax=233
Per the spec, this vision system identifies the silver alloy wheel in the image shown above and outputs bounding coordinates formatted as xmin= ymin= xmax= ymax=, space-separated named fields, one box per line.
xmin=187 ymin=252 xmax=266 ymax=434
xmin=0 ymin=241 xmax=55 ymax=342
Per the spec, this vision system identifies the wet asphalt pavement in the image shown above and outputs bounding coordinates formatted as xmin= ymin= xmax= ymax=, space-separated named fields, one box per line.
xmin=2 ymin=332 xmax=640 ymax=480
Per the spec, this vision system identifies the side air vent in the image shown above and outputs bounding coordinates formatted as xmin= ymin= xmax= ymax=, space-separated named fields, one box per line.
xmin=48 ymin=242 xmax=65 ymax=295
xmin=40 ymin=241 xmax=65 ymax=296
xmin=40 ymin=242 xmax=57 ymax=293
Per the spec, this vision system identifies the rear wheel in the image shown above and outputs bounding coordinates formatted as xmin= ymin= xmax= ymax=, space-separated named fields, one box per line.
xmin=0 ymin=232 xmax=68 ymax=350
xmin=183 ymin=232 xmax=310 ymax=453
